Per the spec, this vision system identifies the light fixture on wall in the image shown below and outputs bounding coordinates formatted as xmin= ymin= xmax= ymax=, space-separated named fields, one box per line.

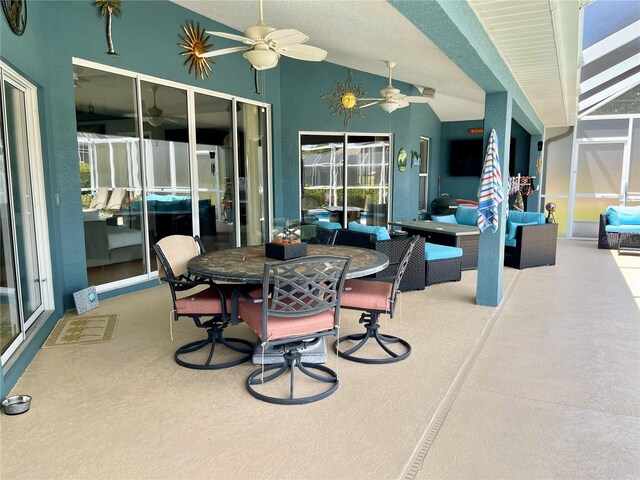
xmin=536 ymin=140 xmax=543 ymax=173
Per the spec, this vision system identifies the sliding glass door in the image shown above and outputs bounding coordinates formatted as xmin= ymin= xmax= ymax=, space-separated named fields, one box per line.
xmin=300 ymin=133 xmax=391 ymax=227
xmin=1 ymin=63 xmax=53 ymax=365
xmin=73 ymin=61 xmax=272 ymax=289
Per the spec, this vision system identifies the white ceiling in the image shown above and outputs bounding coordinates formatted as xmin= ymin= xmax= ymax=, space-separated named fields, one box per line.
xmin=172 ymin=0 xmax=580 ymax=127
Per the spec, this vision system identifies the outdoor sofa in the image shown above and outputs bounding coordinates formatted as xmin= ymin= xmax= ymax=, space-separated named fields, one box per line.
xmin=598 ymin=206 xmax=640 ymax=249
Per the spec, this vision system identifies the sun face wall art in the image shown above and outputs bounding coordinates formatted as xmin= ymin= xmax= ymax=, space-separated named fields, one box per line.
xmin=322 ymin=70 xmax=367 ymax=129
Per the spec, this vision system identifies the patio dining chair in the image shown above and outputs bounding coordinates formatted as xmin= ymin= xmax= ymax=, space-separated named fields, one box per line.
xmin=232 ymin=255 xmax=351 ymax=405
xmin=335 ymin=235 xmax=419 ymax=364
xmin=153 ymin=235 xmax=254 ymax=370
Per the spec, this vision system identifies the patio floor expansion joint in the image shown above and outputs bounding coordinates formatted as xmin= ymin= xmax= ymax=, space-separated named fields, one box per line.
xmin=400 ymin=270 xmax=522 ymax=480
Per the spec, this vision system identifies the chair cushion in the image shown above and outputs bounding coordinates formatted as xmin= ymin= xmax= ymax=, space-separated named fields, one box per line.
xmin=239 ymin=300 xmax=335 ymax=341
xmin=504 ymin=237 xmax=517 ymax=247
xmin=431 ymin=214 xmax=457 ymax=224
xmin=424 ymin=243 xmax=463 ymax=260
xmin=348 ymin=221 xmax=391 ymax=240
xmin=507 ymin=221 xmax=538 ymax=240
xmin=175 ymin=284 xmax=261 ymax=316
xmin=455 ymin=205 xmax=478 ymax=226
xmin=340 ymin=279 xmax=392 ymax=312
xmin=156 ymin=235 xmax=200 ymax=276
xmin=605 ymin=224 xmax=640 ymax=233
xmin=606 ymin=206 xmax=640 ymax=226
xmin=176 ymin=287 xmax=226 ymax=315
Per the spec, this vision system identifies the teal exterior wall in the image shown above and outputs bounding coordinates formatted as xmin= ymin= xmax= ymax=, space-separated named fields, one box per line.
xmin=438 ymin=119 xmax=532 ymax=202
xmin=0 ymin=0 xmax=280 ymax=397
xmin=278 ymin=60 xmax=441 ymax=222
xmin=0 ymin=1 xmax=441 ymax=396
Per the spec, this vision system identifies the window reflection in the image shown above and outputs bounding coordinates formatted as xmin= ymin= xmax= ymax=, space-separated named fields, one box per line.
xmin=300 ymin=134 xmax=390 ymax=227
xmin=74 ymin=66 xmax=145 ymax=285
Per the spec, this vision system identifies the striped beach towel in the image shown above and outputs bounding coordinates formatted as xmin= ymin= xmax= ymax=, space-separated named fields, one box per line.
xmin=477 ymin=129 xmax=504 ymax=233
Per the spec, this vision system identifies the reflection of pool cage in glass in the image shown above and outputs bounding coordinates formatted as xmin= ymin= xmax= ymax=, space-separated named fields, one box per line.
xmin=301 ymin=139 xmax=389 ymax=225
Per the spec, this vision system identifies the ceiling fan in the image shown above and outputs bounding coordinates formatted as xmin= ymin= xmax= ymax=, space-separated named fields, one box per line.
xmin=361 ymin=61 xmax=433 ymax=113
xmin=197 ymin=0 xmax=327 ymax=70
xmin=126 ymin=85 xmax=179 ymax=127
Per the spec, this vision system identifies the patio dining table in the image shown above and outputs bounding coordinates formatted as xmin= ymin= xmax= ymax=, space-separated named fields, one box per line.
xmin=187 ymin=244 xmax=389 ymax=283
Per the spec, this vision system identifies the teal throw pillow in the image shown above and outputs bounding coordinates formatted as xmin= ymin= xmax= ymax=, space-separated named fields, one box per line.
xmin=455 ymin=206 xmax=478 ymax=226
xmin=507 ymin=221 xmax=537 ymax=240
xmin=348 ymin=221 xmax=391 ymax=241
xmin=431 ymin=214 xmax=457 ymax=224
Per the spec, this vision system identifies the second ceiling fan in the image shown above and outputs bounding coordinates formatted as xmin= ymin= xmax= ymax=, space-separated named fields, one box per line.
xmin=198 ymin=0 xmax=327 ymax=70
xmin=361 ymin=61 xmax=433 ymax=113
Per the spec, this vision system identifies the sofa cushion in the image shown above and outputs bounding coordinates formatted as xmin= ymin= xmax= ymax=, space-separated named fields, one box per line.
xmin=605 ymin=224 xmax=640 ymax=233
xmin=504 ymin=237 xmax=517 ymax=247
xmin=106 ymin=226 xmax=143 ymax=250
xmin=455 ymin=206 xmax=478 ymax=226
xmin=312 ymin=220 xmax=342 ymax=230
xmin=424 ymin=242 xmax=463 ymax=261
xmin=431 ymin=214 xmax=457 ymax=224
xmin=348 ymin=221 xmax=391 ymax=241
xmin=507 ymin=221 xmax=538 ymax=240
xmin=508 ymin=211 xmax=545 ymax=225
xmin=606 ymin=206 xmax=640 ymax=226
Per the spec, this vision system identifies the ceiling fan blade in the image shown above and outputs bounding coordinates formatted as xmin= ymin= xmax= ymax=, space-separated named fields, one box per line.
xmin=359 ymin=102 xmax=380 ymax=109
xmin=199 ymin=46 xmax=251 ymax=58
xmin=360 ymin=98 xmax=384 ymax=102
xmin=404 ymin=96 xmax=431 ymax=104
xmin=264 ymin=28 xmax=309 ymax=46
xmin=274 ymin=43 xmax=327 ymax=62
xmin=206 ymin=31 xmax=254 ymax=44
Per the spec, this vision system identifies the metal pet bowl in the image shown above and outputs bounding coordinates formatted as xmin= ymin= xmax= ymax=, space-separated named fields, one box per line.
xmin=2 ymin=395 xmax=31 ymax=415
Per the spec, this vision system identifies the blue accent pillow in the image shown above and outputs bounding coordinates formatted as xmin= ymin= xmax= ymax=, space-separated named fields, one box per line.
xmin=508 ymin=211 xmax=545 ymax=225
xmin=507 ymin=221 xmax=538 ymax=240
xmin=606 ymin=206 xmax=640 ymax=226
xmin=431 ymin=214 xmax=457 ymax=224
xmin=455 ymin=206 xmax=478 ymax=226
xmin=312 ymin=220 xmax=342 ymax=230
xmin=348 ymin=221 xmax=391 ymax=241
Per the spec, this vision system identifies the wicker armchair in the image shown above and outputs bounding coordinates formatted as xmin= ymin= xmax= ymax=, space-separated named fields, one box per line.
xmin=334 ymin=229 xmax=425 ymax=291
xmin=504 ymin=223 xmax=558 ymax=269
xmin=598 ymin=213 xmax=622 ymax=249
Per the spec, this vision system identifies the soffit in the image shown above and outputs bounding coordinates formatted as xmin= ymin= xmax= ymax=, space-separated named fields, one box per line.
xmin=468 ymin=0 xmax=580 ymax=127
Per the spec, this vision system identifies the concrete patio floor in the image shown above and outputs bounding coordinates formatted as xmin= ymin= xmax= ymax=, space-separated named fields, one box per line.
xmin=1 ymin=240 xmax=638 ymax=479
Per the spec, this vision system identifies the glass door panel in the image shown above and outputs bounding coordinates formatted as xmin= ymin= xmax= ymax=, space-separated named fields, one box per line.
xmin=141 ymin=82 xmax=191 ymax=257
xmin=346 ymin=135 xmax=389 ymax=226
xmin=238 ymin=103 xmax=269 ymax=246
xmin=571 ymin=142 xmax=625 ymax=238
xmin=4 ymin=82 xmax=42 ymax=323
xmin=194 ymin=93 xmax=235 ymax=251
xmin=74 ymin=66 xmax=145 ymax=285
xmin=0 ymin=91 xmax=20 ymax=355
xmin=300 ymin=134 xmax=344 ymax=225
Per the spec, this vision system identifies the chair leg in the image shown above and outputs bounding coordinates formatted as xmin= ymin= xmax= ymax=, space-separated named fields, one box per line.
xmin=175 ymin=323 xmax=253 ymax=370
xmin=247 ymin=349 xmax=339 ymax=405
xmin=334 ymin=312 xmax=411 ymax=364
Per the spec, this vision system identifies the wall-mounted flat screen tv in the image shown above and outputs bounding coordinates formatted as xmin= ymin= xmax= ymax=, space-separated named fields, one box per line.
xmin=449 ymin=139 xmax=484 ymax=176
xmin=449 ymin=138 xmax=516 ymax=176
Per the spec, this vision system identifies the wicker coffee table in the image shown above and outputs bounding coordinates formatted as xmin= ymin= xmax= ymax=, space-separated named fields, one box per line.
xmin=618 ymin=233 xmax=640 ymax=255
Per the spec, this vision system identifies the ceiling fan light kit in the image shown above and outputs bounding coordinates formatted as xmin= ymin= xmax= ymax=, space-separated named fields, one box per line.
xmin=243 ymin=47 xmax=280 ymax=70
